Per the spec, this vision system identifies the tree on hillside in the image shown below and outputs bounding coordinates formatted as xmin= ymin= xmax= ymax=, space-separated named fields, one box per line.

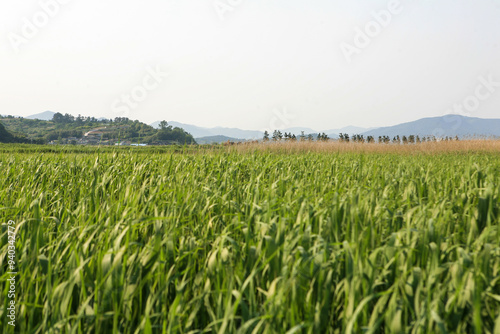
xmin=52 ymin=112 xmax=75 ymax=124
xmin=114 ymin=117 xmax=130 ymax=123
xmin=76 ymin=114 xmax=84 ymax=126
xmin=155 ymin=126 xmax=196 ymax=144
xmin=159 ymin=120 xmax=170 ymax=130
xmin=52 ymin=112 xmax=64 ymax=123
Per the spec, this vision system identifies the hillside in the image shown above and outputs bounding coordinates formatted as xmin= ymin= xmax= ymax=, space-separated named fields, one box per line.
xmin=0 ymin=122 xmax=29 ymax=143
xmin=0 ymin=114 xmax=196 ymax=145
xmin=0 ymin=122 xmax=15 ymax=142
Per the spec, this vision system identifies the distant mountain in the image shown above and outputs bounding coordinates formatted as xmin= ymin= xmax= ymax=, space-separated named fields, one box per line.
xmin=150 ymin=115 xmax=500 ymax=141
xmin=209 ymin=126 xmax=262 ymax=139
xmin=151 ymin=121 xmax=327 ymax=139
xmin=281 ymin=127 xmax=318 ymax=136
xmin=195 ymin=135 xmax=246 ymax=144
xmin=361 ymin=115 xmax=500 ymax=138
xmin=26 ymin=111 xmax=56 ymax=121
xmin=151 ymin=121 xmax=263 ymax=139
xmin=325 ymin=126 xmax=378 ymax=138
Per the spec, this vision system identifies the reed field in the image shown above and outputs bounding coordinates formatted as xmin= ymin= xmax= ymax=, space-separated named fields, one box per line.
xmin=1 ymin=143 xmax=500 ymax=333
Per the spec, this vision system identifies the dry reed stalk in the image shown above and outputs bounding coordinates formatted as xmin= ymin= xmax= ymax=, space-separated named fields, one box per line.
xmin=229 ymin=140 xmax=500 ymax=155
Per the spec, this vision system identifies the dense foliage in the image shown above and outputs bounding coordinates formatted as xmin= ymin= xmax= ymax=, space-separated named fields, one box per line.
xmin=0 ymin=122 xmax=39 ymax=144
xmin=1 ymin=148 xmax=499 ymax=333
xmin=0 ymin=122 xmax=16 ymax=143
xmin=0 ymin=114 xmax=196 ymax=145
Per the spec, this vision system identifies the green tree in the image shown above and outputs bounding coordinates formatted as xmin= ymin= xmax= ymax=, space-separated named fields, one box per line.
xmin=272 ymin=130 xmax=282 ymax=141
xmin=263 ymin=131 xmax=270 ymax=141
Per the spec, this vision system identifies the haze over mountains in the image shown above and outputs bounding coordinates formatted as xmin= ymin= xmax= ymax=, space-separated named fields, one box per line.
xmin=362 ymin=115 xmax=500 ymax=138
xmin=150 ymin=121 xmax=264 ymax=140
xmin=150 ymin=121 xmax=375 ymax=141
xmin=13 ymin=112 xmax=500 ymax=143
xmin=152 ymin=115 xmax=500 ymax=142
xmin=26 ymin=111 xmax=56 ymax=121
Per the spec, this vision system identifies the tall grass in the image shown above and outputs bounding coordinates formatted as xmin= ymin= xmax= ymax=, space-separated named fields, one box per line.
xmin=1 ymin=149 xmax=499 ymax=333
xmin=232 ymin=139 xmax=500 ymax=154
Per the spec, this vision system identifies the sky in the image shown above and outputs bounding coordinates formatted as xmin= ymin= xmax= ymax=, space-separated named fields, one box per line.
xmin=1 ymin=0 xmax=499 ymax=131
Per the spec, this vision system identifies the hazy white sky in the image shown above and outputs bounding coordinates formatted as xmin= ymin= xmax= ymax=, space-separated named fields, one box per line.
xmin=1 ymin=0 xmax=499 ymax=131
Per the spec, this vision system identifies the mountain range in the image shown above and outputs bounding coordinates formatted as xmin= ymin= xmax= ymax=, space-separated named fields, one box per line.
xmin=362 ymin=115 xmax=500 ymax=138
xmin=14 ymin=112 xmax=500 ymax=142
xmin=150 ymin=121 xmax=376 ymax=141
xmin=150 ymin=121 xmax=264 ymax=140
xmin=158 ymin=115 xmax=500 ymax=143
xmin=20 ymin=112 xmax=383 ymax=140
xmin=26 ymin=111 xmax=56 ymax=121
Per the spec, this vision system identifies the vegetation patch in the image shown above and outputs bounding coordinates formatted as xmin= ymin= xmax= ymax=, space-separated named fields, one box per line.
xmin=0 ymin=148 xmax=499 ymax=332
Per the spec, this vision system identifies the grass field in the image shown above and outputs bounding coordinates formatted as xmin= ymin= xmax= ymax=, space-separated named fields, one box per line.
xmin=1 ymin=143 xmax=500 ymax=333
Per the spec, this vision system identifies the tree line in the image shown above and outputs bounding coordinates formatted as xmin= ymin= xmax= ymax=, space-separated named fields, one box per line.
xmin=263 ymin=131 xmax=460 ymax=143
xmin=339 ymin=134 xmax=459 ymax=143
xmin=263 ymin=130 xmax=330 ymax=142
